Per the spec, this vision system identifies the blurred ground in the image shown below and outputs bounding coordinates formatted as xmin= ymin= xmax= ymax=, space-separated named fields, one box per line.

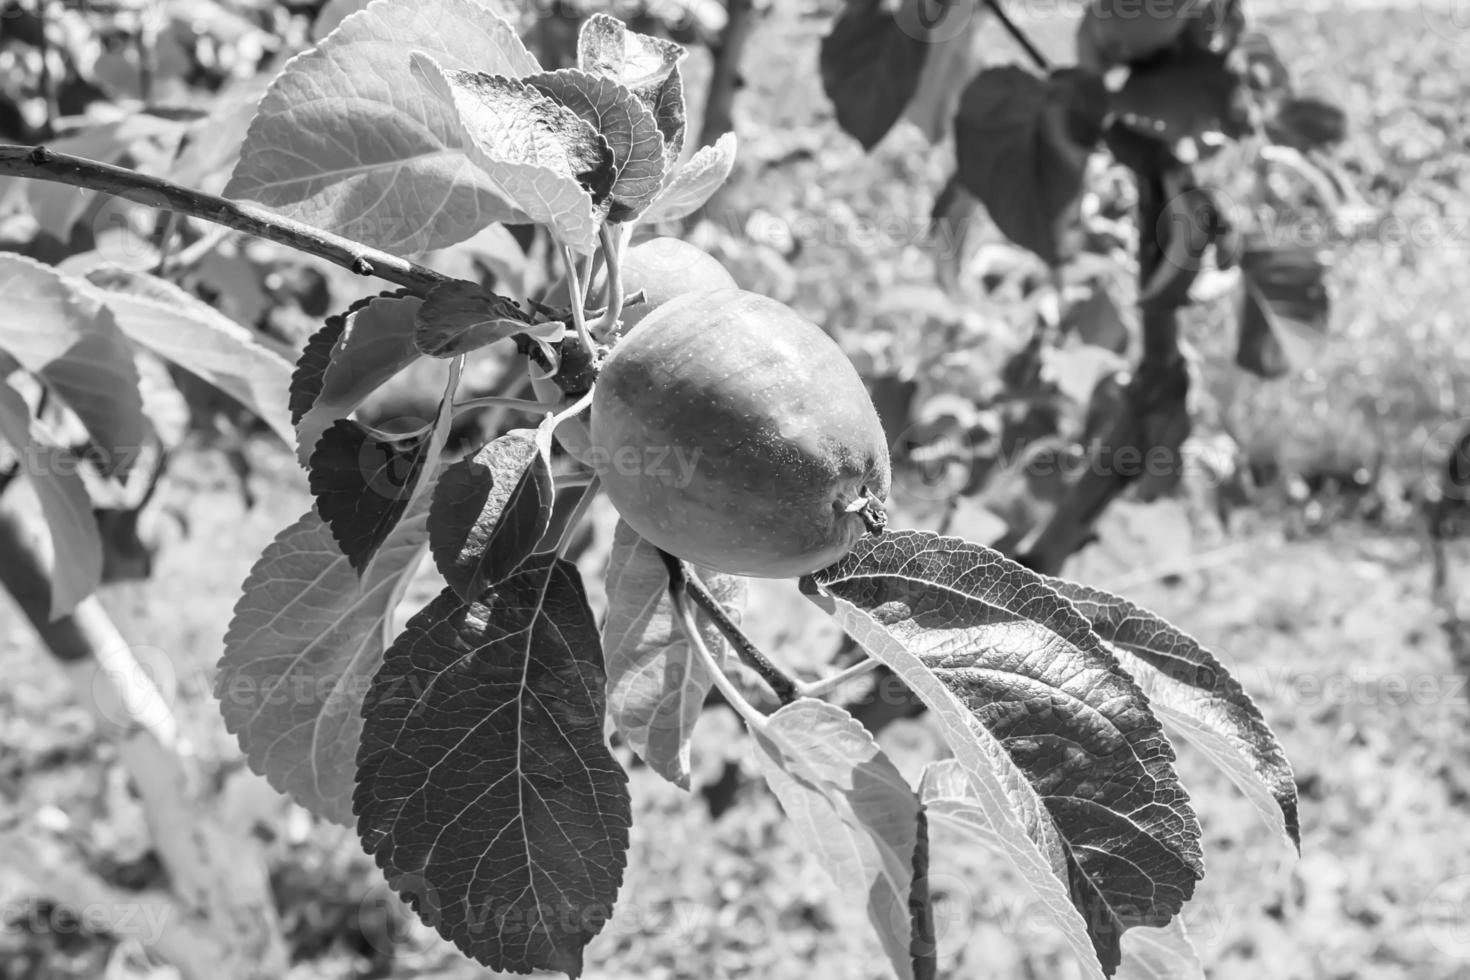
xmin=3 ymin=1 xmax=1470 ymax=978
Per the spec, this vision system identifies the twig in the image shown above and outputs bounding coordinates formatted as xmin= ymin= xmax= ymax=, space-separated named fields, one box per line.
xmin=797 ymin=657 xmax=880 ymax=700
xmin=982 ymin=0 xmax=1050 ymax=72
xmin=560 ymin=243 xmax=599 ymax=354
xmin=0 ymin=145 xmax=448 ymax=294
xmin=671 ymin=557 xmax=799 ymax=705
xmin=453 ymin=395 xmax=558 ymax=415
xmin=664 ymin=558 xmax=778 ymax=729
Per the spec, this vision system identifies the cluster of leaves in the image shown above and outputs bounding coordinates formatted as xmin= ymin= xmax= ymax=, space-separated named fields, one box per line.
xmin=821 ymin=0 xmax=1362 ymax=552
xmin=189 ymin=5 xmax=1305 ymax=980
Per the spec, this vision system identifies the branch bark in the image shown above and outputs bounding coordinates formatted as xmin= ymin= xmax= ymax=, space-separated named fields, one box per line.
xmin=0 ymin=144 xmax=448 ymax=294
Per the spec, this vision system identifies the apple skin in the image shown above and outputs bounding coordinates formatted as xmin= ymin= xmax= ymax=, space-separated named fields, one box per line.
xmin=590 ymin=288 xmax=891 ymax=578
xmin=533 ymin=237 xmax=738 ymax=464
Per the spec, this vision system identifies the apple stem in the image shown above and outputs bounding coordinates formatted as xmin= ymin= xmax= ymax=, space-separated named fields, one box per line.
xmin=560 ymin=244 xmax=600 ymax=356
xmin=596 ymin=224 xmax=626 ymax=337
xmin=662 ymin=552 xmax=800 ymax=706
xmin=666 ymin=569 xmax=774 ymax=733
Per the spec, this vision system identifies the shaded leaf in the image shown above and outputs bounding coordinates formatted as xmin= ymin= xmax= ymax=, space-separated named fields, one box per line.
xmin=294 ymin=292 xmax=423 ymax=467
xmin=646 ymin=65 xmax=687 ymax=168
xmin=428 ymin=428 xmax=552 ymax=600
xmin=1076 ymin=0 xmax=1206 ymax=69
xmin=1236 ymin=244 xmax=1329 ymax=378
xmin=821 ymin=0 xmax=929 ymax=150
xmin=309 ymin=421 xmax=431 ymax=574
xmin=414 ymin=280 xmax=542 ymax=358
xmin=1269 ymin=95 xmax=1348 ymax=151
xmin=803 ymin=530 xmax=1203 ymax=974
xmin=602 ymin=519 xmax=746 ymax=788
xmin=751 ymin=698 xmax=924 ymax=980
xmin=920 ymin=759 xmax=1105 ymax=979
xmin=226 ymin=0 xmax=539 ymax=254
xmin=354 ymin=558 xmax=630 ymax=976
xmin=1049 ymin=578 xmax=1299 ymax=849
xmin=954 ymin=67 xmax=1106 ymax=264
xmin=641 ymin=133 xmax=737 ymax=225
xmin=1114 ymin=49 xmax=1244 ymax=144
xmin=527 ymin=69 xmax=666 ymax=222
xmin=411 ymin=58 xmax=611 ymax=252
xmin=0 ymin=255 xmax=145 ymax=476
xmin=217 ymin=484 xmax=435 ymax=824
xmin=0 ymin=381 xmax=102 ymax=619
xmin=84 ymin=266 xmax=294 ymax=444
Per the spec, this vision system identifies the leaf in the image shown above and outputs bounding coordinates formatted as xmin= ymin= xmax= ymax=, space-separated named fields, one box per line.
xmin=602 ymin=519 xmax=747 ymax=789
xmin=1269 ymin=96 xmax=1348 ymax=152
xmin=803 ymin=530 xmax=1204 ymax=974
xmin=294 ymin=292 xmax=424 ymax=467
xmin=641 ymin=133 xmax=737 ymax=225
xmin=83 ymin=266 xmax=294 ymax=445
xmin=225 ymin=0 xmax=540 ymax=254
xmin=1118 ymin=919 xmax=1205 ymax=980
xmin=216 ymin=485 xmax=434 ymax=824
xmin=0 ymin=381 xmax=102 ymax=620
xmin=414 ymin=279 xmax=543 ymax=358
xmin=526 ymin=69 xmax=666 ymax=222
xmin=309 ymin=420 xmax=432 ymax=574
xmin=428 ymin=428 xmax=552 ymax=600
xmin=1113 ymin=50 xmax=1244 ymax=144
xmin=0 ymin=255 xmax=145 ymax=476
xmin=920 ymin=759 xmax=1106 ymax=980
xmin=411 ymin=57 xmax=611 ymax=253
xmin=1236 ymin=244 xmax=1329 ymax=378
xmin=820 ymin=0 xmax=929 ymax=150
xmin=575 ymin=14 xmax=686 ymax=166
xmin=577 ymin=13 xmax=682 ymax=91
xmin=750 ymin=698 xmax=924 ymax=980
xmin=954 ymin=67 xmax=1107 ymax=265
xmin=1048 ymin=578 xmax=1300 ymax=849
xmin=354 ymin=558 xmax=630 ymax=977
xmin=1076 ymin=0 xmax=1206 ymax=69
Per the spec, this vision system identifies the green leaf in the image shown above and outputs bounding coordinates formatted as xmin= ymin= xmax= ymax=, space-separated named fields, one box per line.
xmin=309 ymin=420 xmax=432 ymax=574
xmin=1118 ymin=919 xmax=1205 ymax=979
xmin=216 ymin=483 xmax=434 ymax=824
xmin=526 ymin=68 xmax=666 ymax=222
xmin=1268 ymin=96 xmax=1348 ymax=152
xmin=83 ymin=266 xmax=294 ymax=445
xmin=954 ymin=67 xmax=1106 ymax=265
xmin=920 ymin=759 xmax=1106 ymax=980
xmin=225 ymin=0 xmax=539 ymax=254
xmin=1076 ymin=0 xmax=1206 ymax=69
xmin=1114 ymin=49 xmax=1244 ymax=144
xmin=820 ymin=0 xmax=929 ymax=150
xmin=0 ymin=381 xmax=102 ymax=620
xmin=601 ymin=519 xmax=746 ymax=789
xmin=293 ymin=292 xmax=424 ymax=467
xmin=1049 ymin=578 xmax=1300 ymax=849
xmin=751 ymin=698 xmax=926 ymax=980
xmin=803 ymin=529 xmax=1203 ymax=975
xmin=354 ymin=558 xmax=630 ymax=977
xmin=414 ymin=279 xmax=543 ymax=358
xmin=411 ymin=57 xmax=612 ymax=253
xmin=641 ymin=132 xmax=737 ymax=225
xmin=577 ymin=12 xmax=682 ymax=91
xmin=428 ymin=428 xmax=552 ymax=600
xmin=575 ymin=14 xmax=686 ymax=166
xmin=1236 ymin=244 xmax=1329 ymax=378
xmin=0 ymin=255 xmax=145 ymax=476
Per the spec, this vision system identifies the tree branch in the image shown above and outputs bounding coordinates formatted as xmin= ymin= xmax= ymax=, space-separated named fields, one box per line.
xmin=0 ymin=145 xmax=448 ymax=295
xmin=982 ymin=0 xmax=1049 ymax=73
